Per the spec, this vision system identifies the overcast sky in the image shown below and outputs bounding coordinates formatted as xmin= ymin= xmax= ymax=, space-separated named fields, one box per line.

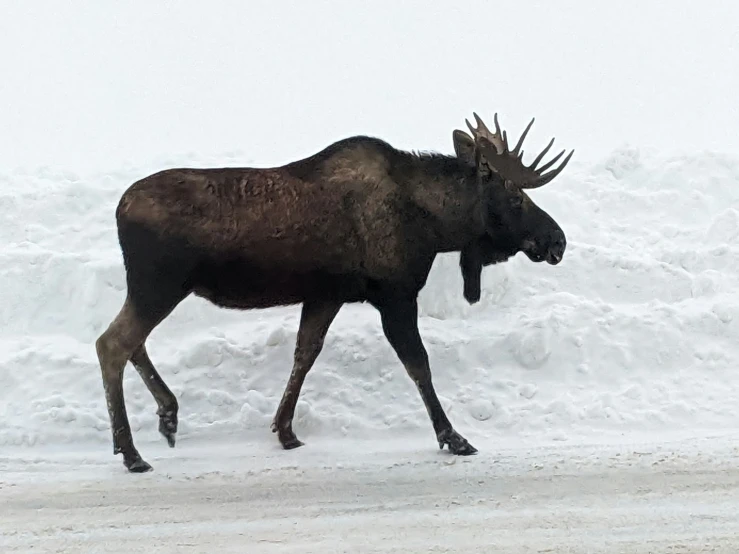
xmin=1 ymin=1 xmax=737 ymax=172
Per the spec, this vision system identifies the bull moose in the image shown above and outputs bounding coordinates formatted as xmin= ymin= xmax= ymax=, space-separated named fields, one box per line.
xmin=95 ymin=111 xmax=573 ymax=472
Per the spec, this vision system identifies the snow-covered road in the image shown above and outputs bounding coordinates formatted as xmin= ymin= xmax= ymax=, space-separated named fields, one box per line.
xmin=3 ymin=434 xmax=739 ymax=553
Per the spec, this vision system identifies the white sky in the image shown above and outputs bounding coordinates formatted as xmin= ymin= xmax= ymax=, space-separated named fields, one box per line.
xmin=1 ymin=0 xmax=738 ymax=171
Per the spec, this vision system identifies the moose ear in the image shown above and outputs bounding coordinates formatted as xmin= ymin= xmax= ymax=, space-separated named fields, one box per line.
xmin=452 ymin=129 xmax=476 ymax=166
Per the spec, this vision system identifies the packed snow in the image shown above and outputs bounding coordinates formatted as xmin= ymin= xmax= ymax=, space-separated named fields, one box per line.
xmin=4 ymin=436 xmax=739 ymax=553
xmin=3 ymin=146 xmax=739 ymax=452
xmin=3 ymin=2 xmax=739 ymax=552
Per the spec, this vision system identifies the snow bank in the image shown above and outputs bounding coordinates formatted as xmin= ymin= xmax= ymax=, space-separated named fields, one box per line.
xmin=2 ymin=147 xmax=739 ymax=449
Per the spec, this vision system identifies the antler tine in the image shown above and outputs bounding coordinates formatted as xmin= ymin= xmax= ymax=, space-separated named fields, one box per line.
xmin=465 ymin=110 xmax=574 ymax=188
xmin=529 ymin=137 xmax=554 ymax=171
xmin=527 ymin=149 xmax=575 ymax=188
xmin=467 ymin=112 xmax=506 ymax=154
xmin=473 ymin=112 xmax=492 ymax=136
xmin=536 ymin=149 xmax=566 ymax=174
xmin=511 ymin=117 xmax=534 ymax=156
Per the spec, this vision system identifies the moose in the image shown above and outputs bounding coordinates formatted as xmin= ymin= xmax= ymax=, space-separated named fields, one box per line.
xmin=95 ymin=111 xmax=573 ymax=472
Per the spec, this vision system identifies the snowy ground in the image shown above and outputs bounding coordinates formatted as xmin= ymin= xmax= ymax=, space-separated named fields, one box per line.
xmin=4 ymin=148 xmax=739 ymax=450
xmin=3 ymin=141 xmax=739 ymax=553
xmin=3 ymin=434 xmax=739 ymax=553
xmin=3 ymin=2 xmax=739 ymax=552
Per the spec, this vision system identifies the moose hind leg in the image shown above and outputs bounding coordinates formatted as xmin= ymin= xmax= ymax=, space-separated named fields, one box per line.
xmin=272 ymin=300 xmax=342 ymax=449
xmin=130 ymin=345 xmax=179 ymax=447
xmin=378 ymin=298 xmax=477 ymax=455
xmin=97 ymin=280 xmax=188 ymax=472
xmin=96 ymin=297 xmax=156 ymax=472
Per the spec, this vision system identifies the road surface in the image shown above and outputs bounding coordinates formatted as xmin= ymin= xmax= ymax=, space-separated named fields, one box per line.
xmin=2 ymin=432 xmax=739 ymax=553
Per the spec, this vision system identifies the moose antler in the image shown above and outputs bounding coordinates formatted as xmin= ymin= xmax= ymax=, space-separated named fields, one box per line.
xmin=465 ymin=112 xmax=573 ymax=189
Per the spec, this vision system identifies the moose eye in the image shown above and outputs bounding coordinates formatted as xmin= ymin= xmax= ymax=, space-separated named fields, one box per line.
xmin=510 ymin=194 xmax=523 ymax=208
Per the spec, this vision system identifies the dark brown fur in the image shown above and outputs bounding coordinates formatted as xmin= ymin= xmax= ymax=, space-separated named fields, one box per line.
xmin=96 ymin=130 xmax=570 ymax=472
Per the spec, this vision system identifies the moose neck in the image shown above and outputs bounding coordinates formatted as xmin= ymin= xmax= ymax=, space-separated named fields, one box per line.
xmin=396 ymin=153 xmax=487 ymax=253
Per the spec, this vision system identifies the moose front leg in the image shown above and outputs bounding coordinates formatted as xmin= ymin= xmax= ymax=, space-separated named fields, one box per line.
xmin=378 ymin=298 xmax=477 ymax=455
xmin=272 ymin=300 xmax=342 ymax=449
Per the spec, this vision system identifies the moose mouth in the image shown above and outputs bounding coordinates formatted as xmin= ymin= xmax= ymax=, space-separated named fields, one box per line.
xmin=545 ymin=251 xmax=563 ymax=265
xmin=522 ymin=241 xmax=564 ymax=265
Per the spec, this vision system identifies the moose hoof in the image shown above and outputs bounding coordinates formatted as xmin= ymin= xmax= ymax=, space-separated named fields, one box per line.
xmin=159 ymin=420 xmax=177 ymax=448
xmin=272 ymin=419 xmax=304 ymax=450
xmin=278 ymin=429 xmax=305 ymax=450
xmin=281 ymin=436 xmax=305 ymax=450
xmin=158 ymin=410 xmax=178 ymax=448
xmin=124 ymin=454 xmax=153 ymax=473
xmin=277 ymin=429 xmax=304 ymax=450
xmin=438 ymin=429 xmax=478 ymax=456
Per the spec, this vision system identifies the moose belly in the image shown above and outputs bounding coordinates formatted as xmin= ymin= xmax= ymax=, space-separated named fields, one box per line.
xmin=190 ymin=258 xmax=369 ymax=309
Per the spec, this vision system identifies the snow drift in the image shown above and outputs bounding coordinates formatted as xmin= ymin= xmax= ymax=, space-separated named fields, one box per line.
xmin=2 ymin=146 xmax=739 ymax=449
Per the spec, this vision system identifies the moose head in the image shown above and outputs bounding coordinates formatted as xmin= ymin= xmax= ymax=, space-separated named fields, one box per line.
xmin=454 ymin=112 xmax=573 ymax=302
